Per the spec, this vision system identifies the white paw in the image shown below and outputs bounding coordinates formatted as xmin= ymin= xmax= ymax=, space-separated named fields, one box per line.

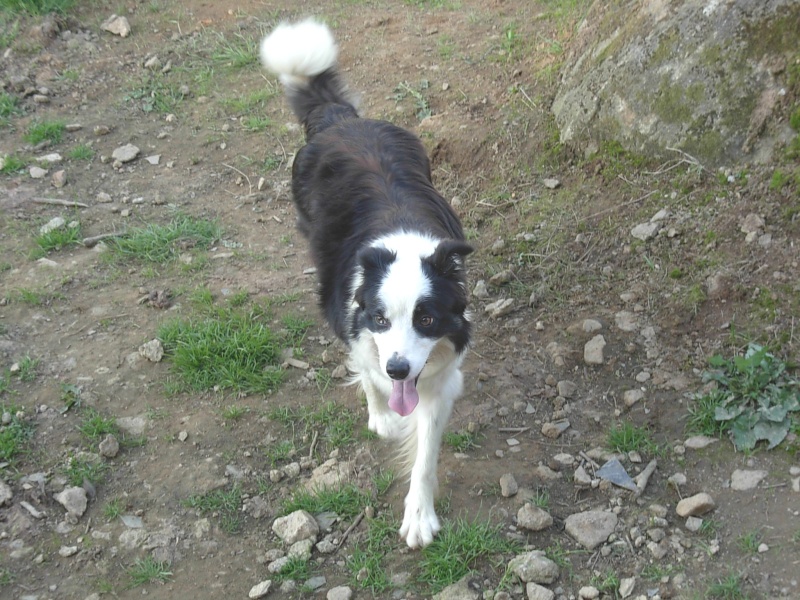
xmin=399 ymin=496 xmax=440 ymax=549
xmin=368 ymin=412 xmax=402 ymax=440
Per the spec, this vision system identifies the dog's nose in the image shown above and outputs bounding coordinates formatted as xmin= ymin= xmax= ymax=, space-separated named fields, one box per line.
xmin=386 ymin=354 xmax=410 ymax=380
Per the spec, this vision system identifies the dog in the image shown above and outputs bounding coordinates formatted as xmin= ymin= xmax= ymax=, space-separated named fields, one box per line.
xmin=261 ymin=19 xmax=472 ymax=549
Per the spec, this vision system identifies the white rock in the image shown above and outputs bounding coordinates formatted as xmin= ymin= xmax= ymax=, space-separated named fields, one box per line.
xmin=485 ymin=298 xmax=514 ymax=318
xmin=676 ymin=493 xmax=715 ymax=517
xmin=650 ymin=208 xmax=669 ymax=222
xmin=139 ymin=338 xmax=164 ymax=362
xmin=30 ymin=166 xmax=48 ymax=178
xmin=685 ymin=516 xmax=703 ymax=532
xmin=40 ymin=216 xmax=66 ymax=234
xmin=58 ymin=545 xmax=79 ymax=557
xmin=526 ymin=582 xmax=555 ymax=600
xmin=543 ymin=178 xmax=560 ymax=189
xmin=630 ymin=222 xmax=660 ymax=241
xmin=272 ymin=510 xmax=319 ymax=544
xmin=248 ymin=580 xmax=272 ymax=598
xmin=623 ymin=389 xmax=644 ymax=407
xmin=101 ymin=14 xmax=131 ymax=37
xmin=116 ymin=416 xmax=148 ymax=436
xmin=582 ymin=318 xmax=602 ymax=332
xmin=37 ymin=152 xmax=63 ymax=164
xmin=0 ymin=480 xmax=13 ymax=505
xmin=584 ymin=335 xmax=606 ymax=365
xmin=684 ymin=435 xmax=718 ymax=449
xmin=327 ymin=586 xmax=353 ymax=600
xmin=111 ymin=143 xmax=140 ymax=163
xmin=619 ymin=577 xmax=636 ymax=598
xmin=472 ymin=279 xmax=489 ymax=298
xmin=730 ymin=469 xmax=768 ymax=491
xmin=55 ymin=487 xmax=88 ymax=517
xmin=508 ymin=550 xmax=559 ymax=584
xmin=564 ymin=511 xmax=617 ymax=549
xmin=579 ymin=586 xmax=600 ymax=599
xmin=517 ymin=504 xmax=553 ymax=531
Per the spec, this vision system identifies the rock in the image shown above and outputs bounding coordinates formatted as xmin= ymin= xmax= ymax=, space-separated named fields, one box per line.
xmin=541 ymin=420 xmax=570 ymax=439
xmin=542 ymin=178 xmax=560 ymax=189
xmin=489 ymin=270 xmax=513 ymax=285
xmin=583 ymin=335 xmax=606 ymax=365
xmin=619 ymin=577 xmax=635 ymax=598
xmin=30 ymin=166 xmax=48 ymax=179
xmin=582 ymin=318 xmax=602 ymax=332
xmin=144 ymin=55 xmax=161 ymax=70
xmin=730 ymin=469 xmax=768 ymax=491
xmin=485 ymin=298 xmax=514 ymax=318
xmin=517 ymin=504 xmax=553 ymax=531
xmin=630 ymin=222 xmax=660 ymax=241
xmin=272 ymin=510 xmax=319 ymax=544
xmin=327 ymin=586 xmax=353 ymax=600
xmin=684 ymin=435 xmax=718 ymax=449
xmin=758 ymin=543 xmax=769 ymax=553
xmin=676 ymin=493 xmax=715 ymax=517
xmin=564 ymin=511 xmax=618 ymax=549
xmin=740 ymin=213 xmax=765 ymax=234
xmin=101 ymin=14 xmax=131 ymax=37
xmin=579 ymin=587 xmax=600 ymax=600
xmin=526 ymin=582 xmax=555 ymax=600
xmin=0 ymin=480 xmax=12 ymax=505
xmin=432 ymin=575 xmax=480 ymax=600
xmin=556 ymin=380 xmax=578 ymax=398
xmin=508 ymin=550 xmax=559 ymax=584
xmin=51 ymin=169 xmax=67 ymax=188
xmin=304 ymin=458 xmax=351 ymax=490
xmin=614 ymin=311 xmax=638 ymax=332
xmin=139 ymin=339 xmax=164 ymax=362
xmin=111 ymin=143 xmax=140 ymax=163
xmin=248 ymin=580 xmax=272 ymax=599
xmin=55 ymin=487 xmax=88 ymax=518
xmin=145 ymin=154 xmax=161 ymax=165
xmin=304 ymin=576 xmax=327 ymax=591
xmin=473 ymin=280 xmax=489 ymax=298
xmin=98 ymin=434 xmax=119 ymax=458
xmin=40 ymin=216 xmax=66 ymax=235
xmin=623 ymin=389 xmax=644 ymax=407
xmin=685 ymin=516 xmax=703 ymax=532
xmin=37 ymin=152 xmax=62 ymax=164
xmin=574 ymin=465 xmax=592 ymax=486
xmin=59 ymin=545 xmax=79 ymax=557
xmin=96 ymin=191 xmax=113 ymax=203
xmin=288 ymin=538 xmax=314 ymax=561
xmin=116 ymin=416 xmax=148 ymax=436
xmin=500 ymin=473 xmax=519 ymax=497
xmin=490 ymin=239 xmax=506 ymax=254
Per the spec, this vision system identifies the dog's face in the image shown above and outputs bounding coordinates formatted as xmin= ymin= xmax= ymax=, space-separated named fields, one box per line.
xmin=352 ymin=236 xmax=471 ymax=414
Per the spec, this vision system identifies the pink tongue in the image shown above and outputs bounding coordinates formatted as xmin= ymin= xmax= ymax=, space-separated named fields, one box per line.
xmin=388 ymin=379 xmax=420 ymax=416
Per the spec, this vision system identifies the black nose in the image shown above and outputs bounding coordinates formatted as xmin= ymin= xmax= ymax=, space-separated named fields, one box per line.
xmin=386 ymin=354 xmax=410 ymax=380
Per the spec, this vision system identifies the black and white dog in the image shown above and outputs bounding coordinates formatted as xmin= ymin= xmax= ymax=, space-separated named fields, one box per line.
xmin=261 ymin=19 xmax=472 ymax=548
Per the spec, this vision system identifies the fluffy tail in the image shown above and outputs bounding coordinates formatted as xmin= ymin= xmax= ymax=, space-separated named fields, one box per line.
xmin=260 ymin=19 xmax=356 ymax=136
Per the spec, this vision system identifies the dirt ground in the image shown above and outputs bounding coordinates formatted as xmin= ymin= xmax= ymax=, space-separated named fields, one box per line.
xmin=1 ymin=1 xmax=799 ymax=599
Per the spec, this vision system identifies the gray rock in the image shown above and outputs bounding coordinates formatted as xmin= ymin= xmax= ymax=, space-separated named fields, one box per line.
xmin=526 ymin=582 xmax=555 ymax=600
xmin=730 ymin=469 xmax=768 ymax=491
xmin=556 ymin=380 xmax=578 ymax=398
xmin=268 ymin=556 xmax=290 ymax=573
xmin=55 ymin=487 xmax=88 ymax=518
xmin=473 ymin=280 xmax=489 ymax=299
xmin=116 ymin=416 xmax=148 ymax=436
xmin=30 ymin=166 xmax=48 ymax=179
xmin=327 ymin=586 xmax=353 ymax=600
xmin=40 ymin=216 xmax=65 ymax=235
xmin=676 ymin=492 xmax=715 ymax=517
xmin=564 ymin=511 xmax=618 ymax=549
xmin=508 ymin=550 xmax=559 ymax=584
xmin=59 ymin=545 xmax=79 ymax=557
xmin=582 ymin=318 xmax=602 ymax=333
xmin=101 ymin=14 xmax=131 ymax=37
xmin=740 ymin=213 xmax=765 ymax=234
xmin=542 ymin=178 xmax=561 ymax=189
xmin=583 ymin=335 xmax=606 ymax=365
xmin=98 ymin=434 xmax=119 ymax=458
xmin=304 ymin=576 xmax=327 ymax=591
xmin=619 ymin=577 xmax=636 ymax=598
xmin=0 ymin=480 xmax=12 ymax=505
xmin=630 ymin=222 xmax=660 ymax=241
xmin=485 ymin=298 xmax=514 ymax=318
xmin=614 ymin=311 xmax=638 ymax=332
xmin=685 ymin=516 xmax=703 ymax=532
xmin=248 ymin=580 xmax=272 ymax=599
xmin=111 ymin=143 xmax=140 ymax=163
xmin=623 ymin=389 xmax=644 ymax=407
xmin=139 ymin=339 xmax=164 ymax=362
xmin=579 ymin=586 xmax=600 ymax=600
xmin=304 ymin=458 xmax=350 ymax=490
xmin=684 ymin=435 xmax=718 ymax=449
xmin=432 ymin=575 xmax=480 ymax=600
xmin=499 ymin=473 xmax=519 ymax=497
xmin=517 ymin=504 xmax=553 ymax=531
xmin=288 ymin=538 xmax=314 ymax=560
xmin=272 ymin=510 xmax=319 ymax=544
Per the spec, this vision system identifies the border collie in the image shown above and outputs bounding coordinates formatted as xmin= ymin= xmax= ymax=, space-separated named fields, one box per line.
xmin=261 ymin=19 xmax=472 ymax=548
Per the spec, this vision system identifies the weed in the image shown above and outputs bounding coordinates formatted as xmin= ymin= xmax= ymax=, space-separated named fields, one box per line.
xmin=500 ymin=23 xmax=522 ymax=61
xmin=242 ymin=115 xmax=272 ymax=132
xmin=0 ymin=404 xmax=34 ymax=464
xmin=347 ymin=513 xmax=399 ymax=592
xmin=222 ymin=404 xmax=247 ymax=421
xmin=268 ymin=400 xmax=358 ymax=450
xmin=281 ymin=483 xmax=370 ymax=519
xmin=0 ymin=567 xmax=12 ymax=585
xmin=372 ymin=469 xmax=395 ymax=496
xmin=282 ymin=314 xmax=315 ymax=345
xmin=0 ymin=153 xmax=26 ymax=174
xmin=64 ymin=454 xmax=108 ymax=486
xmin=443 ymin=429 xmax=480 ymax=452
xmin=530 ymin=487 xmax=550 ymax=509
xmin=606 ymin=421 xmax=657 ymax=454
xmin=158 ymin=304 xmax=284 ymax=394
xmin=590 ymin=570 xmax=620 ymax=595
xmin=227 ymin=289 xmax=249 ymax=307
xmin=0 ymin=91 xmax=22 ymax=125
xmin=77 ymin=408 xmax=118 ymax=442
xmin=706 ymin=573 xmax=747 ymax=599
xmin=67 ymin=144 xmax=94 ymax=161
xmin=272 ymin=556 xmax=312 ymax=583
xmin=737 ymin=530 xmax=761 ymax=554
xmin=694 ymin=343 xmax=799 ymax=451
xmin=0 ymin=0 xmax=74 ymax=15
xmin=265 ymin=439 xmax=296 ymax=466
xmin=16 ymin=355 xmax=39 ymax=382
xmin=698 ymin=518 xmax=720 ymax=538
xmin=221 ymin=88 xmax=278 ymax=114
xmin=394 ymin=80 xmax=431 ymax=120
xmin=126 ymin=556 xmax=172 ymax=588
xmin=437 ymin=34 xmax=455 ymax=60
xmin=36 ymin=221 xmax=81 ymax=252
xmin=641 ymin=563 xmax=678 ymax=581
xmin=418 ymin=517 xmax=522 ymax=592
xmin=103 ymin=498 xmax=124 ymax=521
xmin=124 ymin=75 xmax=184 ymax=114
xmin=184 ymin=486 xmax=243 ymax=534
xmin=24 ymin=119 xmax=66 ymax=145
xmin=107 ymin=215 xmax=221 ymax=264
xmin=211 ymin=31 xmax=259 ymax=69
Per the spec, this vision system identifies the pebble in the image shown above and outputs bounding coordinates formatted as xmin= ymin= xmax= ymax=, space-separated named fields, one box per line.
xmin=473 ymin=280 xmax=489 ymax=298
xmin=101 ymin=14 xmax=131 ymax=37
xmin=740 ymin=213 xmax=764 ymax=234
xmin=30 ymin=166 xmax=48 ymax=178
xmin=508 ymin=550 xmax=559 ymax=584
xmin=526 ymin=583 xmax=555 ymax=600
xmin=685 ymin=516 xmax=703 ymax=532
xmin=556 ymin=380 xmax=577 ymax=398
xmin=51 ymin=169 xmax=67 ymax=188
xmin=684 ymin=435 xmax=718 ymax=449
xmin=40 ymin=216 xmax=66 ymax=234
xmin=630 ymin=222 xmax=660 ymax=241
xmin=623 ymin=389 xmax=644 ymax=407
xmin=619 ymin=577 xmax=636 ymax=598
xmin=248 ymin=580 xmax=272 ymax=598
xmin=111 ymin=143 xmax=140 ymax=163
xmin=614 ymin=311 xmax=638 ymax=332
xmin=58 ymin=545 xmax=79 ymax=557
xmin=98 ymin=434 xmax=119 ymax=458
xmin=327 ymin=586 xmax=353 ymax=600
xmin=272 ymin=510 xmax=319 ymax=544
xmin=541 ymin=420 xmax=570 ymax=439
xmin=139 ymin=339 xmax=164 ymax=362
xmin=0 ymin=480 xmax=12 ymax=505
xmin=582 ymin=318 xmax=602 ymax=332
xmin=583 ymin=335 xmax=606 ymax=365
xmin=543 ymin=178 xmax=560 ymax=189
xmin=485 ymin=298 xmax=514 ymax=318
xmin=499 ymin=473 xmax=518 ymax=497
xmin=579 ymin=586 xmax=600 ymax=599
xmin=676 ymin=493 xmax=715 ymax=517
xmin=432 ymin=576 xmax=480 ymax=600
xmin=55 ymin=487 xmax=88 ymax=518
xmin=517 ymin=504 xmax=553 ymax=531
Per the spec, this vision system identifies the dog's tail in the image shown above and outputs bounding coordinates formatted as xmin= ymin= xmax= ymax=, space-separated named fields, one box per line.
xmin=260 ymin=19 xmax=356 ymax=137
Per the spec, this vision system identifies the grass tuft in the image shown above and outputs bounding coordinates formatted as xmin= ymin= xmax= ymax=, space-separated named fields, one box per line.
xmin=107 ymin=215 xmax=220 ymax=264
xmin=126 ymin=556 xmax=172 ymax=588
xmin=281 ymin=483 xmax=370 ymax=520
xmin=347 ymin=513 xmax=399 ymax=592
xmin=184 ymin=486 xmax=243 ymax=534
xmin=0 ymin=404 xmax=35 ymax=465
xmin=0 ymin=0 xmax=74 ymax=15
xmin=606 ymin=421 xmax=658 ymax=454
xmin=36 ymin=221 xmax=81 ymax=252
xmin=24 ymin=119 xmax=66 ymax=145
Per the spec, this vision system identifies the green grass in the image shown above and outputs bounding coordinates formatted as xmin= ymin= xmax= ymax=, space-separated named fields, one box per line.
xmin=347 ymin=513 xmax=399 ymax=593
xmin=691 ymin=343 xmax=800 ymax=451
xmin=158 ymin=304 xmax=284 ymax=394
xmin=737 ymin=530 xmax=761 ymax=554
xmin=530 ymin=487 xmax=549 ymax=509
xmin=221 ymin=88 xmax=278 ymax=114
xmin=0 ymin=404 xmax=35 ymax=464
xmin=67 ymin=143 xmax=94 ymax=161
xmin=0 ymin=153 xmax=26 ymax=174
xmin=281 ymin=483 xmax=370 ymax=520
xmin=0 ymin=91 xmax=22 ymax=125
xmin=103 ymin=497 xmax=125 ymax=521
xmin=0 ymin=567 xmax=12 ymax=586
xmin=282 ymin=314 xmax=315 ymax=345
xmin=126 ymin=556 xmax=172 ymax=588
xmin=77 ymin=408 xmax=118 ymax=441
xmin=590 ymin=570 xmax=620 ymax=595
xmin=265 ymin=439 xmax=296 ymax=466
xmin=184 ymin=486 xmax=243 ymax=534
xmin=64 ymin=454 xmax=108 ymax=486
xmin=0 ymin=0 xmax=74 ymax=15
xmin=107 ymin=215 xmax=221 ymax=264
xmin=241 ymin=115 xmax=272 ymax=132
xmin=124 ymin=75 xmax=184 ymax=114
xmin=706 ymin=573 xmax=747 ymax=599
xmin=15 ymin=355 xmax=39 ymax=382
xmin=268 ymin=400 xmax=358 ymax=450
xmin=443 ymin=429 xmax=480 ymax=452
xmin=641 ymin=563 xmax=678 ymax=581
xmin=272 ymin=556 xmax=312 ymax=584
xmin=418 ymin=517 xmax=522 ymax=592
xmin=222 ymin=404 xmax=247 ymax=421
xmin=210 ymin=31 xmax=260 ymax=69
xmin=23 ymin=119 xmax=66 ymax=145
xmin=372 ymin=469 xmax=395 ymax=496
xmin=36 ymin=221 xmax=81 ymax=252
xmin=606 ymin=421 xmax=658 ymax=454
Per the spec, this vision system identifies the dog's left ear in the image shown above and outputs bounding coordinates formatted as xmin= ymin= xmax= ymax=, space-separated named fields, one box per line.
xmin=426 ymin=239 xmax=473 ymax=277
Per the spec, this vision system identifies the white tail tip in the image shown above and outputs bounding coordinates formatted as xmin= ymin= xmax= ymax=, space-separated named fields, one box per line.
xmin=260 ymin=18 xmax=338 ymax=86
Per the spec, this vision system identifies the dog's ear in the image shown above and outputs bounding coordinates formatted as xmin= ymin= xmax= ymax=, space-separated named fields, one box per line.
xmin=354 ymin=246 xmax=396 ymax=308
xmin=426 ymin=239 xmax=473 ymax=278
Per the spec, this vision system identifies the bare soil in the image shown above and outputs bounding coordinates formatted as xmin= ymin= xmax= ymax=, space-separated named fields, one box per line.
xmin=1 ymin=1 xmax=799 ymax=599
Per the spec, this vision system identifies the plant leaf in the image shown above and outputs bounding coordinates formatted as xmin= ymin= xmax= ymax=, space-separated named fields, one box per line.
xmin=715 ymin=404 xmax=745 ymax=421
xmin=752 ymin=419 xmax=789 ymax=450
xmin=731 ymin=418 xmax=757 ymax=451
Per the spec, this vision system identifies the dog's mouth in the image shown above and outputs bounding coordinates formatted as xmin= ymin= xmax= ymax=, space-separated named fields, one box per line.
xmin=388 ymin=376 xmax=420 ymax=417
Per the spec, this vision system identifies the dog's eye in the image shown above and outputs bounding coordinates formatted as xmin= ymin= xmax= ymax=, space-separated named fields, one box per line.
xmin=418 ymin=315 xmax=434 ymax=327
xmin=374 ymin=315 xmax=388 ymax=327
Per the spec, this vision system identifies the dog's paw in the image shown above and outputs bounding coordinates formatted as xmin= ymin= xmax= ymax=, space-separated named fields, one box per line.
xmin=399 ymin=497 xmax=440 ymax=549
xmin=368 ymin=412 xmax=402 ymax=440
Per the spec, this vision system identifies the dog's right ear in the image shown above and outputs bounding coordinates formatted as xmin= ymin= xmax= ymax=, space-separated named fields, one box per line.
xmin=354 ymin=246 xmax=396 ymax=308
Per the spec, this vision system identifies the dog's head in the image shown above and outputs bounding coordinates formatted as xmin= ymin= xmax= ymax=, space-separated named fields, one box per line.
xmin=352 ymin=235 xmax=472 ymax=415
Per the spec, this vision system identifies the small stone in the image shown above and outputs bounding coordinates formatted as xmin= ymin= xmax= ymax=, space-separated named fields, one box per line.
xmin=327 ymin=586 xmax=353 ymax=600
xmin=650 ymin=208 xmax=669 ymax=222
xmin=574 ymin=465 xmax=592 ymax=486
xmin=51 ymin=169 xmax=67 ymax=188
xmin=526 ymin=582 xmax=555 ymax=600
xmin=582 ymin=319 xmax=602 ymax=333
xmin=272 ymin=510 xmax=319 ymax=544
xmin=579 ymin=586 xmax=600 ymax=600
xmin=101 ymin=14 xmax=131 ymax=37
xmin=619 ymin=577 xmax=635 ymax=598
xmin=40 ymin=216 xmax=66 ymax=234
xmin=488 ymin=270 xmax=513 ymax=285
xmin=757 ymin=543 xmax=769 ymax=553
xmin=59 ymin=545 xmax=79 ymax=557
xmin=55 ymin=486 xmax=88 ymax=518
xmin=543 ymin=178 xmax=560 ymax=189
xmin=288 ymin=538 xmax=314 ymax=560
xmin=564 ymin=511 xmax=618 ymax=549
xmin=485 ymin=298 xmax=514 ymax=318
xmin=96 ymin=191 xmax=112 ymax=203
xmin=676 ymin=493 xmax=715 ymax=517
xmin=473 ymin=280 xmax=489 ymax=298
xmin=30 ymin=166 xmax=48 ymax=179
xmin=499 ymin=473 xmax=519 ymax=497
xmin=98 ymin=434 xmax=119 ymax=458
xmin=0 ymin=480 xmax=13 ymax=505
xmin=432 ymin=575 xmax=480 ymax=600
xmin=145 ymin=154 xmax=161 ymax=165
xmin=684 ymin=516 xmax=703 ymax=532
xmin=730 ymin=469 xmax=768 ymax=491
xmin=139 ymin=339 xmax=164 ymax=362
xmin=490 ymin=239 xmax=506 ymax=254
xmin=144 ymin=55 xmax=161 ymax=70
xmin=623 ymin=389 xmax=644 ymax=407
xmin=684 ymin=435 xmax=718 ymax=449
xmin=248 ymin=580 xmax=272 ymax=598
xmin=541 ymin=420 xmax=570 ymax=439
xmin=556 ymin=380 xmax=577 ymax=398
xmin=508 ymin=550 xmax=559 ymax=584
xmin=630 ymin=222 xmax=660 ymax=241
xmin=584 ymin=335 xmax=606 ymax=365
xmin=614 ymin=311 xmax=638 ymax=332
xmin=178 ymin=430 xmax=188 ymax=442
xmin=517 ymin=504 xmax=553 ymax=531
xmin=111 ymin=144 xmax=140 ymax=163
xmin=740 ymin=213 xmax=764 ymax=234
xmin=37 ymin=152 xmax=63 ymax=164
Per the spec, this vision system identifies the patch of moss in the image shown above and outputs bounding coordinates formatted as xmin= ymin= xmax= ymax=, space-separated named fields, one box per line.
xmin=681 ymin=129 xmax=725 ymax=165
xmin=652 ymin=77 xmax=694 ymax=124
xmin=743 ymin=6 xmax=800 ymax=60
xmin=650 ymin=28 xmax=679 ymax=67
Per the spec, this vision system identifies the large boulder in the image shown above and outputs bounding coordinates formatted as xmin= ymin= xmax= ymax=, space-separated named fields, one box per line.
xmin=552 ymin=0 xmax=799 ymax=167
